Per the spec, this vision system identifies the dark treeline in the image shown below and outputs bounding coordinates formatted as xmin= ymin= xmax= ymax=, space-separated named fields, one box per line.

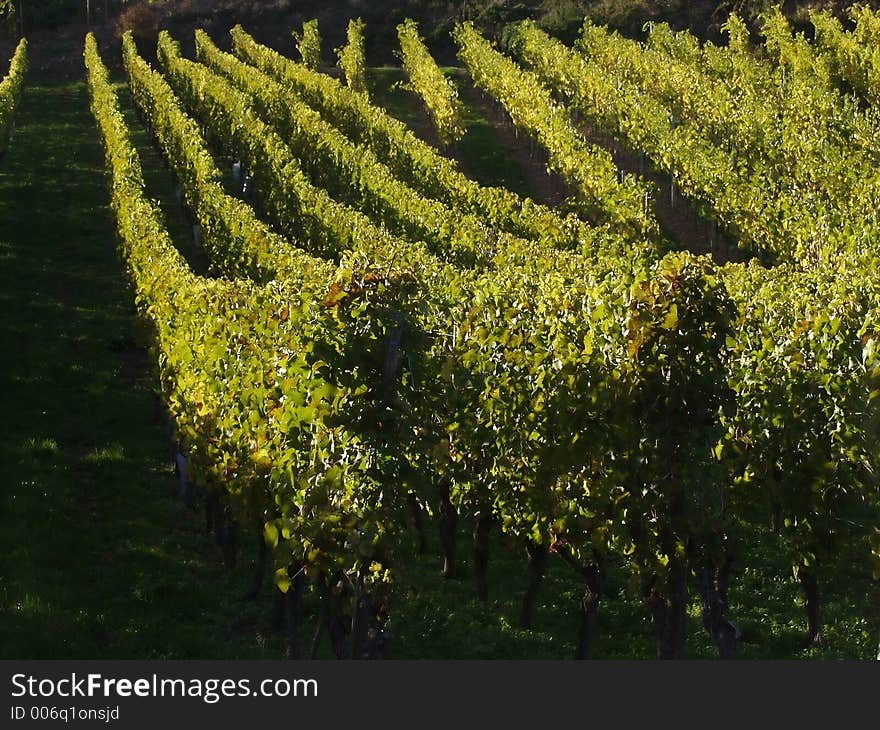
xmin=4 ymin=1 xmax=880 ymax=58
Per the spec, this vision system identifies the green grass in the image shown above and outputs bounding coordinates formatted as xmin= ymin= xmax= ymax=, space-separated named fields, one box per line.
xmin=0 ymin=54 xmax=876 ymax=660
xmin=0 ymin=70 xmax=283 ymax=659
xmin=381 ymin=510 xmax=878 ymax=659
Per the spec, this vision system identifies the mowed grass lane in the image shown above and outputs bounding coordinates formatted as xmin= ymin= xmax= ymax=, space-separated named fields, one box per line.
xmin=0 ymin=43 xmax=281 ymax=659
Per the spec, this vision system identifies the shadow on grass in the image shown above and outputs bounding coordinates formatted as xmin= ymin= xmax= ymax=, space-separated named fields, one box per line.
xmin=0 ymin=60 xmax=281 ymax=659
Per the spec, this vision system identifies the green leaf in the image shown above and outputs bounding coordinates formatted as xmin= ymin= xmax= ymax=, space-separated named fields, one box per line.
xmin=275 ymin=568 xmax=291 ymax=593
xmin=661 ymin=303 xmax=678 ymax=330
xmin=264 ymin=522 xmax=279 ymax=550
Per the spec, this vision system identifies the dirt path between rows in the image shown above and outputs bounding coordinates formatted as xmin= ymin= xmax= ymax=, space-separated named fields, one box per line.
xmin=457 ymin=71 xmax=569 ymax=208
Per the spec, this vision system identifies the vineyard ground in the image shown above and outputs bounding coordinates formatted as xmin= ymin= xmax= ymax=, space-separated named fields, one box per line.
xmin=0 ymin=56 xmax=283 ymax=659
xmin=0 ymin=38 xmax=876 ymax=659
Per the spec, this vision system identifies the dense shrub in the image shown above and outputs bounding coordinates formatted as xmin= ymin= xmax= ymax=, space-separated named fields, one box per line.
xmin=115 ymin=1 xmax=159 ymax=43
